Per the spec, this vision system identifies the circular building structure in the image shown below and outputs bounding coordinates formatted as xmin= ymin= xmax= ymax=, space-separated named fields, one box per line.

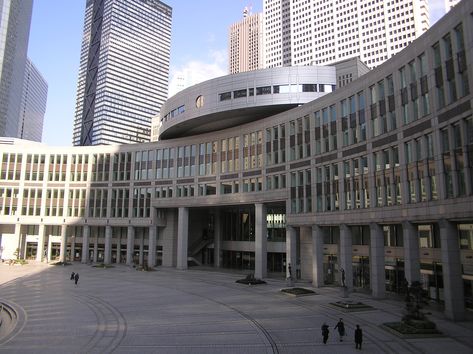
xmin=159 ymin=66 xmax=336 ymax=139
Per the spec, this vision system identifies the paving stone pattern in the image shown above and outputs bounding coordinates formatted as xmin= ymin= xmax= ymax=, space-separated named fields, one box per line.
xmin=1 ymin=262 xmax=472 ymax=354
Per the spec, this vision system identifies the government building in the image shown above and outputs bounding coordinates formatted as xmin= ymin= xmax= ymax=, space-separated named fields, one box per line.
xmin=1 ymin=0 xmax=472 ymax=321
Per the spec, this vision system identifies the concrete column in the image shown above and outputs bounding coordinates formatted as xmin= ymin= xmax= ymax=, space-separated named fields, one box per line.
xmin=339 ymin=162 xmax=346 ymax=210
xmin=46 ymin=237 xmax=52 ymax=263
xmin=402 ymin=221 xmax=420 ymax=284
xmin=93 ymin=233 xmax=98 ymax=263
xmin=104 ymin=225 xmax=112 ymax=264
xmin=115 ymin=231 xmax=121 ymax=264
xmin=339 ymin=224 xmax=353 ymax=290
xmin=176 ymin=207 xmax=189 ymax=270
xmin=36 ymin=224 xmax=45 ymax=262
xmin=255 ymin=203 xmax=267 ymax=279
xmin=12 ymin=224 xmax=21 ymax=259
xmin=213 ymin=210 xmax=221 ymax=268
xmin=81 ymin=225 xmax=89 ymax=263
xmin=380 ymin=173 xmax=387 ymax=206
xmin=59 ymin=225 xmax=67 ymax=263
xmin=161 ymin=209 xmax=178 ymax=267
xmin=458 ymin=101 xmax=472 ymax=195
xmin=439 ymin=220 xmax=465 ymax=321
xmin=299 ymin=226 xmax=311 ymax=279
xmin=148 ymin=226 xmax=157 ymax=267
xmin=311 ymin=225 xmax=324 ymax=288
xmin=434 ymin=129 xmax=447 ymax=200
xmin=139 ymin=233 xmax=144 ymax=266
xmin=400 ymin=166 xmax=410 ymax=204
xmin=70 ymin=235 xmax=76 ymax=262
xmin=126 ymin=226 xmax=134 ymax=266
xmin=348 ymin=178 xmax=355 ymax=209
xmin=286 ymin=225 xmax=297 ymax=278
xmin=370 ymin=223 xmax=385 ymax=298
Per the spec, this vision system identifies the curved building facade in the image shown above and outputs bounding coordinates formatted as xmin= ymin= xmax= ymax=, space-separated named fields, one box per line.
xmin=158 ymin=66 xmax=336 ymax=139
xmin=1 ymin=0 xmax=472 ymax=321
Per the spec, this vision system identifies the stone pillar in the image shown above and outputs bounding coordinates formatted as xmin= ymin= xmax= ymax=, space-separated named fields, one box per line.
xmin=176 ymin=207 xmax=189 ymax=270
xmin=81 ymin=225 xmax=89 ymax=263
xmin=59 ymin=225 xmax=67 ymax=263
xmin=12 ymin=224 xmax=21 ymax=259
xmin=255 ymin=203 xmax=267 ymax=279
xmin=93 ymin=232 xmax=98 ymax=263
xmin=36 ymin=224 xmax=45 ymax=262
xmin=286 ymin=225 xmax=297 ymax=279
xmin=162 ymin=209 xmax=178 ymax=267
xmin=70 ymin=235 xmax=76 ymax=262
xmin=401 ymin=166 xmax=411 ymax=202
xmin=339 ymin=224 xmax=353 ymax=290
xmin=311 ymin=225 xmax=324 ymax=288
xmin=461 ymin=119 xmax=472 ymax=196
xmin=46 ymin=237 xmax=52 ymax=263
xmin=402 ymin=221 xmax=420 ymax=284
xmin=148 ymin=226 xmax=157 ymax=267
xmin=299 ymin=226 xmax=311 ymax=280
xmin=139 ymin=232 xmax=144 ymax=266
xmin=439 ymin=220 xmax=465 ymax=321
xmin=104 ymin=225 xmax=112 ymax=264
xmin=434 ymin=129 xmax=447 ymax=200
xmin=213 ymin=210 xmax=221 ymax=268
xmin=115 ymin=231 xmax=120 ymax=264
xmin=126 ymin=226 xmax=134 ymax=266
xmin=370 ymin=223 xmax=385 ymax=298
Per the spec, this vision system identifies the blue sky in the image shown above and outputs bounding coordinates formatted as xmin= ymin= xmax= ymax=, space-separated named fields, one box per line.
xmin=28 ymin=0 xmax=444 ymax=147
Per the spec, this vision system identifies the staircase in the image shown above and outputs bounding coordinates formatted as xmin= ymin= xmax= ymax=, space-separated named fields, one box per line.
xmin=187 ymin=238 xmax=214 ymax=266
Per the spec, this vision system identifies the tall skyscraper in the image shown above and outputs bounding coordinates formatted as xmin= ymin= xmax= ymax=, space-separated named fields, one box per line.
xmin=18 ymin=58 xmax=48 ymax=142
xmin=73 ymin=0 xmax=172 ymax=146
xmin=263 ymin=0 xmax=430 ymax=69
xmin=229 ymin=7 xmax=264 ymax=74
xmin=0 ymin=0 xmax=34 ymax=138
xmin=264 ymin=0 xmax=291 ymax=68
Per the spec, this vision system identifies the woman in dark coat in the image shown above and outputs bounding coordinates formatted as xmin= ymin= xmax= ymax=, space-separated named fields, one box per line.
xmin=321 ymin=323 xmax=329 ymax=344
xmin=334 ymin=318 xmax=345 ymax=341
xmin=354 ymin=324 xmax=363 ymax=349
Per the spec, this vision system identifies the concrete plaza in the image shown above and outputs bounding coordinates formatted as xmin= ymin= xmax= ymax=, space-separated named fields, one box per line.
xmin=0 ymin=262 xmax=472 ymax=354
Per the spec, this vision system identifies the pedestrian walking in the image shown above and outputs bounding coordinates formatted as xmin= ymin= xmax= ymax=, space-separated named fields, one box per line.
xmin=334 ymin=318 xmax=345 ymax=341
xmin=354 ymin=324 xmax=363 ymax=350
xmin=70 ymin=272 xmax=75 ymax=280
xmin=74 ymin=272 xmax=79 ymax=286
xmin=321 ymin=323 xmax=329 ymax=344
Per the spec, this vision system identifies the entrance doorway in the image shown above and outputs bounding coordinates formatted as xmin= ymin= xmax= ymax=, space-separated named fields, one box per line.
xmin=25 ymin=242 xmax=37 ymax=260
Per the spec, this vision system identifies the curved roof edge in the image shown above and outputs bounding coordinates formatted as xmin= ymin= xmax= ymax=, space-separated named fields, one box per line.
xmin=158 ymin=66 xmax=336 ymax=139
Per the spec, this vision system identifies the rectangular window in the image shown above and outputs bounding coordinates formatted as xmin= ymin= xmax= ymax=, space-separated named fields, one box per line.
xmin=219 ymin=92 xmax=231 ymax=101
xmin=302 ymin=84 xmax=317 ymax=92
xmin=256 ymin=86 xmax=271 ymax=95
xmin=233 ymin=89 xmax=247 ymax=98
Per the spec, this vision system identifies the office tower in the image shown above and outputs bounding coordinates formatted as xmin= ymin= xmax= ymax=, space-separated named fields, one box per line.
xmin=264 ymin=0 xmax=291 ymax=68
xmin=263 ymin=0 xmax=429 ymax=69
xmin=17 ymin=58 xmax=48 ymax=142
xmin=229 ymin=7 xmax=264 ymax=74
xmin=0 ymin=0 xmax=34 ymax=138
xmin=72 ymin=0 xmax=172 ymax=146
xmin=445 ymin=0 xmax=460 ymax=12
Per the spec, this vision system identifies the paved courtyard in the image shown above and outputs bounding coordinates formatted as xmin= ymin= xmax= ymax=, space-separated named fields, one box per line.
xmin=0 ymin=262 xmax=472 ymax=354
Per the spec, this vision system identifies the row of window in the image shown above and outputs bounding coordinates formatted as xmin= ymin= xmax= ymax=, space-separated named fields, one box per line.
xmin=218 ymin=83 xmax=335 ymax=102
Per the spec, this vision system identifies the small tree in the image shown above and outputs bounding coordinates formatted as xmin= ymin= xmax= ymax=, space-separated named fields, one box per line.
xmin=13 ymin=247 xmax=20 ymax=260
xmin=403 ymin=281 xmax=425 ymax=321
